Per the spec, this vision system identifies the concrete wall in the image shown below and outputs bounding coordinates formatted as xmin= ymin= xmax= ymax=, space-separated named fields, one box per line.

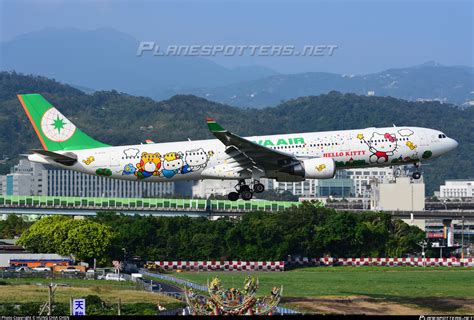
xmin=372 ymin=177 xmax=425 ymax=211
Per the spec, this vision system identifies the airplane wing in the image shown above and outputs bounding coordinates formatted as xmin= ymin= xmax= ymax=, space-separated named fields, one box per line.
xmin=206 ymin=118 xmax=297 ymax=171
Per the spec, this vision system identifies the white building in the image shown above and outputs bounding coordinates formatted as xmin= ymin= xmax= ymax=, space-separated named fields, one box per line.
xmin=346 ymin=167 xmax=396 ymax=197
xmin=435 ymin=180 xmax=474 ymax=199
xmin=0 ymin=159 xmax=44 ymax=196
xmin=191 ymin=179 xmax=274 ymax=198
xmin=0 ymin=159 xmax=174 ymax=198
xmin=371 ymin=176 xmax=425 ymax=211
xmin=274 ymin=171 xmax=354 ymax=198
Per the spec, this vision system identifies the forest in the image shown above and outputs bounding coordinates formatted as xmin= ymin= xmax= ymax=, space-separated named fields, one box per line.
xmin=13 ymin=203 xmax=425 ymax=263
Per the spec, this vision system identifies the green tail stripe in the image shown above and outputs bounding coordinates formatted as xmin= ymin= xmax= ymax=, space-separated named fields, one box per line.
xmin=207 ymin=121 xmax=225 ymax=133
xmin=18 ymin=94 xmax=110 ymax=151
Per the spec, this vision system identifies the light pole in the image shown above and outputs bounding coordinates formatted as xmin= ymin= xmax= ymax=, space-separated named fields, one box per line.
xmin=461 ymin=215 xmax=465 ymax=262
xmin=418 ymin=241 xmax=427 ymax=268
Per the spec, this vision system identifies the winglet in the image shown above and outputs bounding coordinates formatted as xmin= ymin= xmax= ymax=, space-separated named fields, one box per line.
xmin=207 ymin=118 xmax=225 ymax=132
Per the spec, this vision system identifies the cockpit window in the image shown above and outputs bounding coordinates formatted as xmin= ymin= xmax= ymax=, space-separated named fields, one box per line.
xmin=438 ymin=134 xmax=447 ymax=139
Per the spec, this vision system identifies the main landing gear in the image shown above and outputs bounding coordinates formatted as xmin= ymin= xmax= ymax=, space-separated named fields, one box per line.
xmin=412 ymin=162 xmax=422 ymax=180
xmin=227 ymin=180 xmax=265 ymax=201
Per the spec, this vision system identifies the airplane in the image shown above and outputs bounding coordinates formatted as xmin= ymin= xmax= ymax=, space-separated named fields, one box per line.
xmin=17 ymin=93 xmax=458 ymax=201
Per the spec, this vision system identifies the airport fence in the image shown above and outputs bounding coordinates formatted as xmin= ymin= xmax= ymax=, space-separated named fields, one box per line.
xmin=140 ymin=269 xmax=208 ymax=292
xmin=147 ymin=260 xmax=285 ymax=272
xmin=286 ymin=257 xmax=474 ymax=267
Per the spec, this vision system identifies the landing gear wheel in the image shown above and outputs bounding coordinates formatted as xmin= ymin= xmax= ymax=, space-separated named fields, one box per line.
xmin=253 ymin=183 xmax=265 ymax=193
xmin=240 ymin=190 xmax=253 ymax=201
xmin=228 ymin=192 xmax=239 ymax=201
xmin=412 ymin=172 xmax=421 ymax=180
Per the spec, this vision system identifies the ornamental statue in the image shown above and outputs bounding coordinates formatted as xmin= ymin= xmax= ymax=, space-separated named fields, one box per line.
xmin=184 ymin=276 xmax=282 ymax=315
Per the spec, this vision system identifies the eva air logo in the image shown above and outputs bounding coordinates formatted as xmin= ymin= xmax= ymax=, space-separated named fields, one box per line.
xmin=40 ymin=108 xmax=76 ymax=142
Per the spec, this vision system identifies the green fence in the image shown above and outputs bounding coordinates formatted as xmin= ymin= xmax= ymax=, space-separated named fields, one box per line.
xmin=0 ymin=195 xmax=300 ymax=212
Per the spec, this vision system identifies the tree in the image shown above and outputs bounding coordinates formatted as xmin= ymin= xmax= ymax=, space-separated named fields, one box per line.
xmin=58 ymin=219 xmax=114 ymax=263
xmin=18 ymin=216 xmax=113 ymax=264
xmin=0 ymin=214 xmax=32 ymax=238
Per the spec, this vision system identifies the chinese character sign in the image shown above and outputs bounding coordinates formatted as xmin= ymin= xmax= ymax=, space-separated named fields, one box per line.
xmin=73 ymin=298 xmax=86 ymax=316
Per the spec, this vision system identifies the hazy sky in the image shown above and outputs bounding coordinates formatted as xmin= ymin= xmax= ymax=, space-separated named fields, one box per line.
xmin=1 ymin=0 xmax=472 ymax=74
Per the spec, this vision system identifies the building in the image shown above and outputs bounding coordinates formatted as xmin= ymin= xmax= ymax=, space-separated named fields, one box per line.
xmin=275 ymin=171 xmax=354 ymax=198
xmin=191 ymin=179 xmax=277 ymax=198
xmin=192 ymin=180 xmax=238 ymax=198
xmin=43 ymin=169 xmax=173 ymax=198
xmin=0 ymin=159 xmax=174 ymax=198
xmin=435 ymin=180 xmax=474 ymax=200
xmin=0 ymin=239 xmax=27 ymax=254
xmin=0 ymin=159 xmax=44 ymax=196
xmin=190 ymin=167 xmax=399 ymax=200
xmin=370 ymin=176 xmax=425 ymax=211
xmin=0 ymin=253 xmax=73 ymax=268
xmin=425 ymin=219 xmax=474 ymax=257
xmin=346 ymin=167 xmax=396 ymax=198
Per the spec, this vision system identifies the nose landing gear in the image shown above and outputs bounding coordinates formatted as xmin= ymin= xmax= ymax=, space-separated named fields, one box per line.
xmin=412 ymin=162 xmax=422 ymax=180
xmin=227 ymin=180 xmax=265 ymax=201
xmin=412 ymin=172 xmax=422 ymax=180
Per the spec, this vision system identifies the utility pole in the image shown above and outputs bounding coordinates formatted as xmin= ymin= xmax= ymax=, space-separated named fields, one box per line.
xmin=418 ymin=241 xmax=427 ymax=268
xmin=461 ymin=216 xmax=465 ymax=261
xmin=48 ymin=284 xmax=53 ymax=315
xmin=39 ymin=283 xmax=58 ymax=316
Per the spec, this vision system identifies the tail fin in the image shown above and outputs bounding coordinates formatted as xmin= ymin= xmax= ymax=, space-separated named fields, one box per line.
xmin=17 ymin=94 xmax=109 ymax=151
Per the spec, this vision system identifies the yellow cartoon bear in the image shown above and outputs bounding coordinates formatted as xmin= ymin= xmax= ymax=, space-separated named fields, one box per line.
xmin=135 ymin=152 xmax=161 ymax=179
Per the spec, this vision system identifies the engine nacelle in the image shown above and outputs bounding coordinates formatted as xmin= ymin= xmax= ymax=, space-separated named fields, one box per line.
xmin=282 ymin=158 xmax=336 ymax=179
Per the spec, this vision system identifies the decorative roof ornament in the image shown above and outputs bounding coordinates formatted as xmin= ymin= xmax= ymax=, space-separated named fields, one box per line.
xmin=184 ymin=276 xmax=282 ymax=315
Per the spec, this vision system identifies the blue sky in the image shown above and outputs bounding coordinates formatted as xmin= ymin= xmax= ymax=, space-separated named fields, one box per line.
xmin=1 ymin=0 xmax=472 ymax=74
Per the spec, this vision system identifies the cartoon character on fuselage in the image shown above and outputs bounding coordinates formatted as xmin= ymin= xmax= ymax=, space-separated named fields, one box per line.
xmin=162 ymin=152 xmax=184 ymax=179
xmin=366 ymin=132 xmax=398 ymax=163
xmin=135 ymin=152 xmax=161 ymax=179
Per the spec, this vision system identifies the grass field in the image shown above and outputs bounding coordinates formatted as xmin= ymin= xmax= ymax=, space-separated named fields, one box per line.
xmin=0 ymin=277 xmax=134 ymax=288
xmin=0 ymin=278 xmax=177 ymax=305
xmin=173 ymin=266 xmax=474 ymax=297
xmin=171 ymin=266 xmax=474 ymax=314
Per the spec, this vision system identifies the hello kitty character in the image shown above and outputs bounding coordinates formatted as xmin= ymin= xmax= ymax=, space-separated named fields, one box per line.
xmin=183 ymin=148 xmax=211 ymax=172
xmin=365 ymin=132 xmax=398 ymax=163
xmin=161 ymin=152 xmax=184 ymax=179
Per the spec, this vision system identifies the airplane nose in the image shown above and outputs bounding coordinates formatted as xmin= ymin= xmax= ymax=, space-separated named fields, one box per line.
xmin=447 ymin=138 xmax=458 ymax=151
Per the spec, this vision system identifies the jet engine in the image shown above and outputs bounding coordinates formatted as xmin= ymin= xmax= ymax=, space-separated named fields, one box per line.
xmin=281 ymin=158 xmax=336 ymax=179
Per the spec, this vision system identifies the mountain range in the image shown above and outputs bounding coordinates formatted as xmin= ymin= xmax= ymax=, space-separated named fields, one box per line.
xmin=0 ymin=27 xmax=277 ymax=100
xmin=1 ymin=28 xmax=473 ymax=108
xmin=191 ymin=62 xmax=474 ymax=108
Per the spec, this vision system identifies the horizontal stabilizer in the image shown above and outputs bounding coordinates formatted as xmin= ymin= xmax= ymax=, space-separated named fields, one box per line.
xmin=32 ymin=149 xmax=77 ymax=166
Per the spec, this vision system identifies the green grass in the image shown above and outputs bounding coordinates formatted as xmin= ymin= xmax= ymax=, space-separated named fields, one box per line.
xmin=0 ymin=277 xmax=135 ymax=288
xmin=171 ymin=266 xmax=474 ymax=298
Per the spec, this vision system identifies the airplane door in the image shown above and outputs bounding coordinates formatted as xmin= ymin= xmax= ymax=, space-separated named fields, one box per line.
xmin=91 ymin=151 xmax=110 ymax=167
xmin=110 ymin=151 xmax=121 ymax=169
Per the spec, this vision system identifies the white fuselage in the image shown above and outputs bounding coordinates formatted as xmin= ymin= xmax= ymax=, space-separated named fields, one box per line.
xmin=29 ymin=126 xmax=458 ymax=182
